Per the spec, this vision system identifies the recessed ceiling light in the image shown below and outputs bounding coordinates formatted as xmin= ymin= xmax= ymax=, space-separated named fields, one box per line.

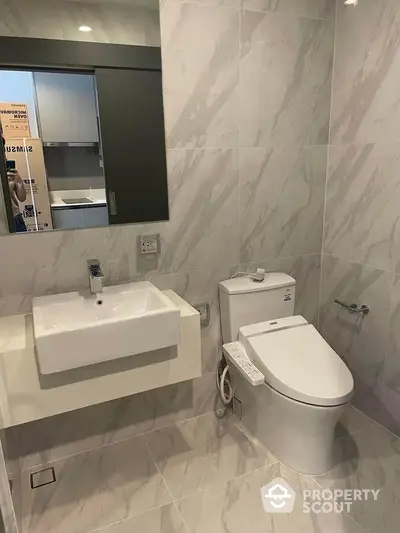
xmin=79 ymin=25 xmax=92 ymax=32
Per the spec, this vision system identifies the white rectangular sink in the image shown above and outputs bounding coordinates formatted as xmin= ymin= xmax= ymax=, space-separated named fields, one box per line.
xmin=33 ymin=281 xmax=181 ymax=374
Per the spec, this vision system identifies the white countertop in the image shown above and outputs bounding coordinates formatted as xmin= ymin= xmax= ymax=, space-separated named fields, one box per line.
xmin=0 ymin=291 xmax=201 ymax=428
xmin=51 ymin=198 xmax=107 ymax=208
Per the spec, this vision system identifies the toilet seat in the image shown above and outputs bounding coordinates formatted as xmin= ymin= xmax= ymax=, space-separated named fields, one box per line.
xmin=244 ymin=320 xmax=354 ymax=407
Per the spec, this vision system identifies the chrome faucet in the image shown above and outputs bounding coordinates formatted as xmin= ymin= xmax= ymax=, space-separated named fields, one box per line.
xmin=88 ymin=259 xmax=103 ymax=295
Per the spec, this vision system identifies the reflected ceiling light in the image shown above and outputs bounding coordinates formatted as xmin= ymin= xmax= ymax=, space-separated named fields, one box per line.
xmin=79 ymin=25 xmax=92 ymax=32
xmin=344 ymin=0 xmax=358 ymax=5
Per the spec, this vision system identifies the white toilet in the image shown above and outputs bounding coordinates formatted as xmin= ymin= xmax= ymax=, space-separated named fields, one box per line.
xmin=219 ymin=273 xmax=354 ymax=475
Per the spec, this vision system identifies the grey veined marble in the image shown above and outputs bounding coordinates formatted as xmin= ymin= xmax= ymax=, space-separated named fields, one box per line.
xmin=319 ymin=254 xmax=391 ymax=421
xmin=240 ymin=9 xmax=333 ymax=146
xmin=241 ymin=0 xmax=334 ymax=19
xmin=325 ymin=143 xmax=400 ymax=272
xmin=331 ymin=0 xmax=400 ymax=144
xmin=161 ymin=0 xmax=239 ymax=148
xmin=127 ymin=149 xmax=240 ymax=276
xmin=239 ymin=146 xmax=326 ymax=263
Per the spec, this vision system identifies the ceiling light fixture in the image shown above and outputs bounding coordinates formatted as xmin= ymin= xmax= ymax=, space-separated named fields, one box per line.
xmin=79 ymin=25 xmax=93 ymax=32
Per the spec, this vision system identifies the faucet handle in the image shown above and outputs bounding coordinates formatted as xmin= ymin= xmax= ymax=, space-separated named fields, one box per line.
xmin=88 ymin=259 xmax=103 ymax=277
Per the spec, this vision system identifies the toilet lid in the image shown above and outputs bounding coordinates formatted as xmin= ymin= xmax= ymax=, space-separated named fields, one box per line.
xmin=246 ymin=324 xmax=354 ymax=406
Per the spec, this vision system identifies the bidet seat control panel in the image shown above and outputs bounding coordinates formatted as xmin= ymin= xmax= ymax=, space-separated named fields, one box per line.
xmin=223 ymin=342 xmax=265 ymax=386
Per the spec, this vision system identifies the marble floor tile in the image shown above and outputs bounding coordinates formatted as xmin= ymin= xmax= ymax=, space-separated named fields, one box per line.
xmin=176 ymin=462 xmax=364 ymax=533
xmin=21 ymin=437 xmax=171 ymax=533
xmin=97 ymin=504 xmax=186 ymax=533
xmin=144 ymin=412 xmax=276 ymax=500
xmin=315 ymin=424 xmax=400 ymax=533
xmin=336 ymin=406 xmax=377 ymax=440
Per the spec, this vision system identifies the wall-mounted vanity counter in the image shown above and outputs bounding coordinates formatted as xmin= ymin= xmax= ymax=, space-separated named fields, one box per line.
xmin=0 ymin=291 xmax=201 ymax=427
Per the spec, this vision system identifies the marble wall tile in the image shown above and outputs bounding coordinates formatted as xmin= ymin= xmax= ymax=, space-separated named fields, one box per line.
xmin=176 ymin=461 xmax=363 ymax=533
xmin=331 ymin=0 xmax=400 ymax=145
xmin=12 ymin=372 xmax=218 ymax=470
xmin=0 ymin=0 xmax=161 ymax=46
xmin=379 ymin=275 xmax=400 ymax=436
xmin=239 ymin=146 xmax=326 ymax=263
xmin=150 ymin=266 xmax=236 ymax=372
xmin=127 ymin=149 xmax=239 ymax=276
xmin=325 ymin=143 xmax=400 ymax=272
xmin=241 ymin=0 xmax=334 ymax=19
xmin=240 ymin=10 xmax=333 ymax=146
xmin=238 ymin=254 xmax=321 ymax=326
xmin=0 ymin=226 xmax=129 ymax=299
xmin=21 ymin=437 xmax=171 ymax=533
xmin=161 ymin=0 xmax=239 ymax=148
xmin=319 ymin=254 xmax=391 ymax=421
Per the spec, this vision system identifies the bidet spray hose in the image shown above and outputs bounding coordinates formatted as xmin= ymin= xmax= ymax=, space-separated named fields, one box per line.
xmin=217 ymin=360 xmax=235 ymax=406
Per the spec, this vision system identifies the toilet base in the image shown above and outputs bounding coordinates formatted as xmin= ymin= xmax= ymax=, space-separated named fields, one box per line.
xmin=231 ymin=367 xmax=350 ymax=475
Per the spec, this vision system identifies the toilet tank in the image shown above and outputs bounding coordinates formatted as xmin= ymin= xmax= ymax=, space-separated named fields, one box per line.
xmin=219 ymin=273 xmax=296 ymax=343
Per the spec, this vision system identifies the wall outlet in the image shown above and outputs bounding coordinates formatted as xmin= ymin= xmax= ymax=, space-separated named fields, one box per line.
xmin=139 ymin=234 xmax=160 ymax=255
xmin=193 ymin=302 xmax=211 ymax=327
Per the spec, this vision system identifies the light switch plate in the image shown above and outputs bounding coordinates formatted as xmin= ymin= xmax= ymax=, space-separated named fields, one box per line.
xmin=193 ymin=302 xmax=210 ymax=327
xmin=139 ymin=234 xmax=160 ymax=255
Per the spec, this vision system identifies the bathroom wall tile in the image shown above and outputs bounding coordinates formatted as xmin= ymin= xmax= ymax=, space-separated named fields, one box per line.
xmin=163 ymin=89 xmax=238 ymax=149
xmin=99 ymin=504 xmax=186 ymax=533
xmin=239 ymin=146 xmax=326 ymax=264
xmin=319 ymin=255 xmax=391 ymax=421
xmin=0 ymin=0 xmax=161 ymax=46
xmin=144 ymin=412 xmax=276 ymax=500
xmin=13 ymin=373 xmax=217 ymax=470
xmin=238 ymin=254 xmax=321 ymax=327
xmin=0 ymin=226 xmax=129 ymax=299
xmin=161 ymin=0 xmax=238 ymax=95
xmin=240 ymin=0 xmax=334 ymax=19
xmin=239 ymin=10 xmax=333 ymax=146
xmin=325 ymin=143 xmax=400 ymax=272
xmin=317 ymin=424 xmax=400 ymax=533
xmin=161 ymin=0 xmax=239 ymax=148
xmin=176 ymin=462 xmax=364 ymax=533
xmin=331 ymin=0 xmax=400 ymax=144
xmin=128 ymin=149 xmax=239 ymax=277
xmin=21 ymin=437 xmax=171 ymax=533
xmin=0 ymin=293 xmax=32 ymax=319
xmin=379 ymin=275 xmax=400 ymax=437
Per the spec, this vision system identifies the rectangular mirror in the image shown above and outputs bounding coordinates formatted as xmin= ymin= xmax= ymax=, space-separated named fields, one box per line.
xmin=0 ymin=0 xmax=168 ymax=234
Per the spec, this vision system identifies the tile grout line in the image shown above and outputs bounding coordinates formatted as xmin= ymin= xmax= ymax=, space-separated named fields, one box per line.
xmin=142 ymin=436 xmax=190 ymax=533
xmin=18 ymin=411 xmax=218 ymax=474
xmin=310 ymin=473 xmax=368 ymax=533
xmin=318 ymin=0 xmax=338 ymax=328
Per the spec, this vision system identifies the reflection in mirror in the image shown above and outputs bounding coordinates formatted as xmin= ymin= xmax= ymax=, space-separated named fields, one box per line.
xmin=0 ymin=0 xmax=167 ymax=235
